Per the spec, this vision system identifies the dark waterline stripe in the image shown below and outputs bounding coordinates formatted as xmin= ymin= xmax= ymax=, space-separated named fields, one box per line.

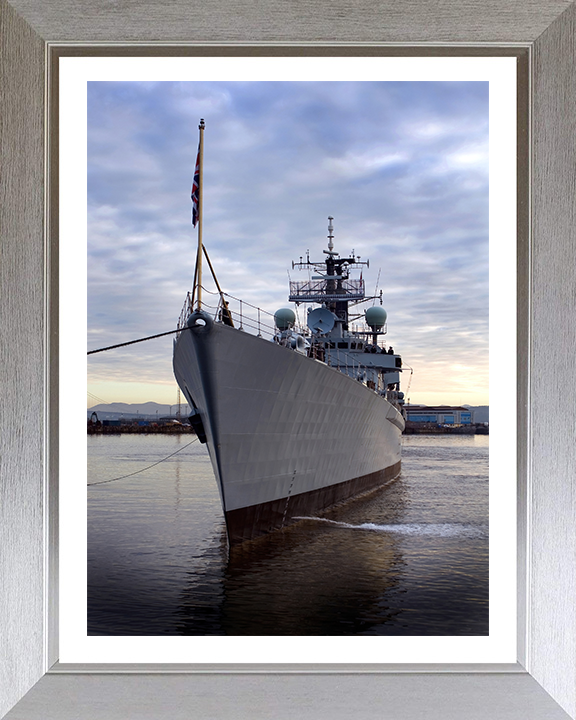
xmin=225 ymin=460 xmax=401 ymax=545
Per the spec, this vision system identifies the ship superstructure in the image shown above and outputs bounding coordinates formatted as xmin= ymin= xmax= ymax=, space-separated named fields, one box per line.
xmin=280 ymin=216 xmax=404 ymax=409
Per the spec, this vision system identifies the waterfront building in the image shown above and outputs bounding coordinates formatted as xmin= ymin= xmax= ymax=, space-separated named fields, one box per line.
xmin=405 ymin=405 xmax=473 ymax=426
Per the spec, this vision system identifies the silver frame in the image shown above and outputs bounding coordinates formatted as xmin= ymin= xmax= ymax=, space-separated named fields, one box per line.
xmin=1 ymin=2 xmax=575 ymax=718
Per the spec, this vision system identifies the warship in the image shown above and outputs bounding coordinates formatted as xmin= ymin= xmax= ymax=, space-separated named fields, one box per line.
xmin=173 ymin=121 xmax=405 ymax=545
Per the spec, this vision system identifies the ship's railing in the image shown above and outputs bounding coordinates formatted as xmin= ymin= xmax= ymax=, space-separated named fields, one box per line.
xmin=289 ymin=278 xmax=365 ymax=303
xmin=176 ymin=289 xmax=386 ymax=391
xmin=177 ymin=291 xmax=194 ymax=331
xmin=214 ymin=291 xmax=281 ymax=339
xmin=326 ymin=346 xmax=372 ymax=384
xmin=177 ymin=287 xmax=307 ymax=341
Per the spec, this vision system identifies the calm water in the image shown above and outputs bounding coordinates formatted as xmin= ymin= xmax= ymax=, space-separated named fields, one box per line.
xmin=87 ymin=433 xmax=488 ymax=635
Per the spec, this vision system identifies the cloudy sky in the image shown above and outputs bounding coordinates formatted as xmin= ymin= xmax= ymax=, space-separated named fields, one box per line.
xmin=87 ymin=80 xmax=489 ymax=408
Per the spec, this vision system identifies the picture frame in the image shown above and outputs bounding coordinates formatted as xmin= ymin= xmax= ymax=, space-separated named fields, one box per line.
xmin=1 ymin=1 xmax=575 ymax=718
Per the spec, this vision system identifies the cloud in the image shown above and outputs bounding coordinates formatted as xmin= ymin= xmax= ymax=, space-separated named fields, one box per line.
xmin=87 ymin=80 xmax=489 ymax=405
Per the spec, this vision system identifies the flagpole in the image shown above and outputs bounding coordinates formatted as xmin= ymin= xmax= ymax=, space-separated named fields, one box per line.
xmin=195 ymin=118 xmax=205 ymax=311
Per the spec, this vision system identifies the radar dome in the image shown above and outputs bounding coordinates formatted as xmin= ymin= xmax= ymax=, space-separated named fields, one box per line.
xmin=365 ymin=306 xmax=387 ymax=330
xmin=274 ymin=308 xmax=296 ymax=330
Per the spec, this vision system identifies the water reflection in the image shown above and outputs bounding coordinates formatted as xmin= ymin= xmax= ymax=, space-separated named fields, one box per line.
xmin=176 ymin=481 xmax=408 ymax=635
xmin=88 ymin=435 xmax=489 ymax=636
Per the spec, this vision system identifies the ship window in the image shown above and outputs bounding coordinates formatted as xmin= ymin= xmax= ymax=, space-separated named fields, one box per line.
xmin=338 ymin=341 xmax=348 ymax=349
xmin=395 ymin=357 xmax=402 ymax=368
xmin=350 ymin=342 xmax=357 ymax=349
xmin=329 ymin=342 xmax=335 ymax=349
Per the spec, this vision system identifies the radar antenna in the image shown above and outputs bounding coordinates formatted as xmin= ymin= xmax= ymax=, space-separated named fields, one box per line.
xmin=327 ymin=216 xmax=334 ymax=252
xmin=307 ymin=307 xmax=336 ymax=334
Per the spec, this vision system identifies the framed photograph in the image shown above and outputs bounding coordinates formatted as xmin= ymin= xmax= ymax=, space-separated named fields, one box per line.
xmin=1 ymin=2 xmax=575 ymax=719
xmin=66 ymin=55 xmax=511 ymax=662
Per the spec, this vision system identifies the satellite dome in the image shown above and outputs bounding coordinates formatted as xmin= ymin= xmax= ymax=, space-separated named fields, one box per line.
xmin=274 ymin=308 xmax=296 ymax=330
xmin=365 ymin=306 xmax=387 ymax=330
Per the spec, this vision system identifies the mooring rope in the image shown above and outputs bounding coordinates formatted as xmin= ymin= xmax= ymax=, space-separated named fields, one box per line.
xmin=87 ymin=436 xmax=199 ymax=486
xmin=87 ymin=327 xmax=189 ymax=355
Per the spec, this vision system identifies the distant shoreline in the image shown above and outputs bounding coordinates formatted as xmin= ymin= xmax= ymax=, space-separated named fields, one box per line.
xmin=403 ymin=423 xmax=488 ymax=435
xmin=87 ymin=423 xmax=487 ymax=436
xmin=88 ymin=423 xmax=195 ymax=435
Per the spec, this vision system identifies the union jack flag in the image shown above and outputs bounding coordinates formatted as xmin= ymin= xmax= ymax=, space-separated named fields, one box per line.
xmin=191 ymin=146 xmax=200 ymax=227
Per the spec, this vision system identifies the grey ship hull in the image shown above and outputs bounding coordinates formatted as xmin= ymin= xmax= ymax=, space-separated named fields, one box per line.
xmin=173 ymin=313 xmax=404 ymax=545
